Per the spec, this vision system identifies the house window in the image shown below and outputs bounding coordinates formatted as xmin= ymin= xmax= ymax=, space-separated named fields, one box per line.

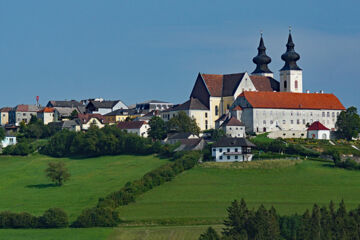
xmin=227 ymin=156 xmax=230 ymax=160
xmin=235 ymin=148 xmax=238 ymax=152
xmin=227 ymin=104 xmax=230 ymax=110
xmin=327 ymin=112 xmax=330 ymax=117
xmin=283 ymin=120 xmax=286 ymax=124
xmin=229 ymin=127 xmax=232 ymax=130
xmin=270 ymin=120 xmax=273 ymax=124
xmin=291 ymin=120 xmax=294 ymax=124
xmin=284 ymin=81 xmax=287 ymax=89
xmin=263 ymin=120 xmax=266 ymax=125
xmin=219 ymin=148 xmax=222 ymax=152
xmin=303 ymin=119 xmax=305 ymax=124
xmin=205 ymin=113 xmax=208 ymax=118
xmin=23 ymin=113 xmax=26 ymax=116
xmin=205 ymin=120 xmax=208 ymax=130
xmin=227 ymin=148 xmax=230 ymax=152
xmin=322 ymin=112 xmax=325 ymax=117
xmin=295 ymin=80 xmax=298 ymax=89
xmin=297 ymin=119 xmax=300 ymax=124
xmin=219 ymin=156 xmax=223 ymax=160
xmin=332 ymin=112 xmax=335 ymax=117
xmin=215 ymin=106 xmax=219 ymax=116
xmin=213 ymin=148 xmax=216 ymax=152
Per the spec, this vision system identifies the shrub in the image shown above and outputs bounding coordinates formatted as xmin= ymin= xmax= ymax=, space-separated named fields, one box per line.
xmin=2 ymin=142 xmax=33 ymax=156
xmin=38 ymin=208 xmax=69 ymax=228
xmin=71 ymin=207 xmax=119 ymax=228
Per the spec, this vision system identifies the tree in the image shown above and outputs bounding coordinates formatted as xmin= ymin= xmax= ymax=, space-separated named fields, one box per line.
xmin=310 ymin=204 xmax=321 ymax=240
xmin=70 ymin=110 xmax=78 ymax=120
xmin=0 ymin=127 xmax=5 ymax=141
xmin=336 ymin=107 xmax=360 ymax=140
xmin=45 ymin=161 xmax=71 ymax=186
xmin=198 ymin=227 xmax=220 ymax=240
xmin=167 ymin=111 xmax=200 ymax=135
xmin=148 ymin=116 xmax=167 ymax=140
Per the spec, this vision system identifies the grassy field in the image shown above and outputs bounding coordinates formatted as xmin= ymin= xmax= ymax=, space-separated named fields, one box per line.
xmin=118 ymin=159 xmax=360 ymax=224
xmin=0 ymin=228 xmax=113 ymax=240
xmin=0 ymin=153 xmax=168 ymax=221
xmin=108 ymin=225 xmax=223 ymax=240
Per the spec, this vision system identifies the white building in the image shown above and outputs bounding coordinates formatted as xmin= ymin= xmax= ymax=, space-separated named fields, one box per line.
xmin=37 ymin=107 xmax=57 ymax=125
xmin=117 ymin=121 xmax=150 ymax=138
xmin=1 ymin=135 xmax=17 ymax=148
xmin=307 ymin=121 xmax=330 ymax=140
xmin=218 ymin=116 xmax=246 ymax=138
xmin=212 ymin=137 xmax=256 ymax=162
xmin=86 ymin=100 xmax=128 ymax=115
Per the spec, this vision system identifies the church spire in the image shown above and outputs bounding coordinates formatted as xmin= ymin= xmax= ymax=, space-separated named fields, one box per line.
xmin=252 ymin=32 xmax=273 ymax=75
xmin=280 ymin=27 xmax=302 ymax=71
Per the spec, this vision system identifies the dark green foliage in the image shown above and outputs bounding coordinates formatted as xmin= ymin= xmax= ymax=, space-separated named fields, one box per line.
xmin=201 ymin=200 xmax=360 ymax=240
xmin=38 ymin=208 xmax=69 ymax=228
xmin=148 ymin=116 xmax=167 ymax=140
xmin=41 ymin=126 xmax=153 ymax=157
xmin=71 ymin=207 xmax=119 ymax=228
xmin=2 ymin=142 xmax=33 ymax=156
xmin=167 ymin=111 xmax=201 ymax=135
xmin=0 ymin=208 xmax=68 ymax=229
xmin=203 ymin=129 xmax=225 ymax=141
xmin=18 ymin=116 xmax=60 ymax=140
xmin=45 ymin=161 xmax=71 ymax=186
xmin=0 ymin=127 xmax=5 ymax=141
xmin=198 ymin=227 xmax=220 ymax=240
xmin=72 ymin=151 xmax=201 ymax=227
xmin=336 ymin=107 xmax=360 ymax=140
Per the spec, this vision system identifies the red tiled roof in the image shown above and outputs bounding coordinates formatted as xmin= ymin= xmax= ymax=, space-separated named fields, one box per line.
xmin=38 ymin=107 xmax=55 ymax=113
xmin=0 ymin=107 xmax=12 ymax=112
xmin=250 ymin=75 xmax=280 ymax=92
xmin=201 ymin=74 xmax=223 ymax=97
xmin=308 ymin=121 xmax=330 ymax=131
xmin=239 ymin=91 xmax=345 ymax=110
xmin=117 ymin=121 xmax=147 ymax=129
xmin=77 ymin=113 xmax=105 ymax=124
xmin=233 ymin=106 xmax=242 ymax=111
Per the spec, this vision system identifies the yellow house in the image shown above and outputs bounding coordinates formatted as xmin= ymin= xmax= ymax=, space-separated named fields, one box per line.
xmin=103 ymin=109 xmax=143 ymax=123
xmin=189 ymin=72 xmax=279 ymax=129
xmin=0 ymin=107 xmax=11 ymax=126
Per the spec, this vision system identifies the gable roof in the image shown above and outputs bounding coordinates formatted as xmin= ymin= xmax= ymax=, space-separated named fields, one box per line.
xmin=220 ymin=116 xmax=244 ymax=127
xmin=200 ymin=73 xmax=245 ymax=97
xmin=167 ymin=132 xmax=197 ymax=140
xmin=213 ymin=137 xmax=256 ymax=148
xmin=47 ymin=100 xmax=82 ymax=108
xmin=88 ymin=100 xmax=123 ymax=109
xmin=14 ymin=105 xmax=39 ymax=112
xmin=77 ymin=113 xmax=105 ymax=124
xmin=0 ymin=107 xmax=12 ymax=112
xmin=308 ymin=121 xmax=330 ymax=131
xmin=38 ymin=107 xmax=55 ymax=113
xmin=250 ymin=75 xmax=280 ymax=92
xmin=239 ymin=91 xmax=346 ymax=110
xmin=117 ymin=121 xmax=147 ymax=129
xmin=170 ymin=98 xmax=209 ymax=111
xmin=104 ymin=108 xmax=140 ymax=116
xmin=174 ymin=138 xmax=205 ymax=151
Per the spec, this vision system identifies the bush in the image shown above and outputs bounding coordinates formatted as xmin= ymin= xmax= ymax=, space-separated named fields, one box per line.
xmin=2 ymin=142 xmax=33 ymax=156
xmin=38 ymin=208 xmax=69 ymax=228
xmin=71 ymin=207 xmax=119 ymax=228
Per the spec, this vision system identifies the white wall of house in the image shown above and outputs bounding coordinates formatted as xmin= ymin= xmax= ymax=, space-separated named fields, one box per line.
xmin=81 ymin=118 xmax=104 ymax=130
xmin=124 ymin=124 xmax=149 ymax=138
xmin=211 ymin=146 xmax=253 ymax=162
xmin=280 ymin=70 xmax=303 ymax=93
xmin=1 ymin=136 xmax=17 ymax=148
xmin=223 ymin=126 xmax=246 ymax=138
xmin=239 ymin=108 xmax=341 ymax=134
xmin=161 ymin=109 xmax=210 ymax=131
xmin=307 ymin=130 xmax=330 ymax=140
xmin=37 ymin=112 xmax=55 ymax=125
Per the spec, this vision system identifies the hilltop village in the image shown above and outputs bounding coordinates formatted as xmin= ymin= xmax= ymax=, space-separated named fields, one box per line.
xmin=0 ymin=31 xmax=347 ymax=161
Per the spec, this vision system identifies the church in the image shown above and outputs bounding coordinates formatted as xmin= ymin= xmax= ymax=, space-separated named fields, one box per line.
xmin=162 ymin=30 xmax=345 ymax=137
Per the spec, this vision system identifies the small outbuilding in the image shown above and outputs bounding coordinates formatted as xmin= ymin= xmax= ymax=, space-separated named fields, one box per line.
xmin=212 ymin=137 xmax=256 ymax=162
xmin=307 ymin=121 xmax=330 ymax=140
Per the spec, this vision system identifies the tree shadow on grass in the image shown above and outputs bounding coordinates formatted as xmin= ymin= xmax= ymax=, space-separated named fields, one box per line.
xmin=322 ymin=163 xmax=335 ymax=168
xmin=26 ymin=183 xmax=59 ymax=189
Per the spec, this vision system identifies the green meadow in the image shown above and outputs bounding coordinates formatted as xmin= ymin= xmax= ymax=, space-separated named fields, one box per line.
xmin=118 ymin=159 xmax=360 ymax=224
xmin=0 ymin=154 xmax=168 ymax=221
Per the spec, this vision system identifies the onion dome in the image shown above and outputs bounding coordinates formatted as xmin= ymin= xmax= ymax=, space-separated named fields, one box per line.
xmin=280 ymin=30 xmax=302 ymax=71
xmin=252 ymin=34 xmax=272 ymax=74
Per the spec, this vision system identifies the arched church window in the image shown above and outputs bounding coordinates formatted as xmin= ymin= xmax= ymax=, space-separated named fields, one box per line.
xmin=284 ymin=81 xmax=287 ymax=89
xmin=215 ymin=106 xmax=219 ymax=116
xmin=295 ymin=80 xmax=298 ymax=89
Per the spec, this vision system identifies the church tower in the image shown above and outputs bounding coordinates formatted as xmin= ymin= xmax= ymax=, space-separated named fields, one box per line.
xmin=280 ymin=28 xmax=303 ymax=93
xmin=252 ymin=33 xmax=273 ymax=78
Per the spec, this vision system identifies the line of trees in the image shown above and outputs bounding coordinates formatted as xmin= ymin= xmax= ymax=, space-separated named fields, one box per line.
xmin=199 ymin=199 xmax=360 ymax=240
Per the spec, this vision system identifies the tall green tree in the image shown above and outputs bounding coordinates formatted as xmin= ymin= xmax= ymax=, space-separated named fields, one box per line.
xmin=198 ymin=227 xmax=220 ymax=240
xmin=167 ymin=111 xmax=200 ymax=135
xmin=148 ymin=116 xmax=167 ymax=140
xmin=336 ymin=107 xmax=360 ymax=140
xmin=222 ymin=199 xmax=249 ymax=240
xmin=45 ymin=161 xmax=71 ymax=186
xmin=310 ymin=204 xmax=321 ymax=240
xmin=0 ymin=127 xmax=5 ymax=141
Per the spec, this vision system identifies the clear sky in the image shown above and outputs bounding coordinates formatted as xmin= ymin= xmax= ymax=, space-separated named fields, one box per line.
xmin=0 ymin=0 xmax=359 ymax=109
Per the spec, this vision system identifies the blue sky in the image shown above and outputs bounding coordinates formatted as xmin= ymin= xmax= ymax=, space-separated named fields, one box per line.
xmin=0 ymin=0 xmax=359 ymax=109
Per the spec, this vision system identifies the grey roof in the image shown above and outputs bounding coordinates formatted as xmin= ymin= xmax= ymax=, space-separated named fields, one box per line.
xmin=174 ymin=138 xmax=206 ymax=151
xmin=47 ymin=100 xmax=83 ymax=108
xmin=104 ymin=108 xmax=140 ymax=116
xmin=167 ymin=132 xmax=197 ymax=140
xmin=170 ymin=98 xmax=209 ymax=111
xmin=88 ymin=100 xmax=123 ymax=109
xmin=213 ymin=137 xmax=256 ymax=148
xmin=55 ymin=107 xmax=79 ymax=117
xmin=137 ymin=100 xmax=170 ymax=104
xmin=62 ymin=119 xmax=81 ymax=129
xmin=220 ymin=116 xmax=245 ymax=127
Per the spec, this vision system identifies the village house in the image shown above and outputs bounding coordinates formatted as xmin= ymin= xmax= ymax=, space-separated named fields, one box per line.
xmin=218 ymin=116 xmax=246 ymax=138
xmin=1 ymin=133 xmax=17 ymax=148
xmin=163 ymin=132 xmax=199 ymax=145
xmin=85 ymin=99 xmax=128 ymax=115
xmin=212 ymin=137 xmax=256 ymax=162
xmin=103 ymin=108 xmax=142 ymax=123
xmin=46 ymin=100 xmax=85 ymax=121
xmin=136 ymin=100 xmax=174 ymax=114
xmin=9 ymin=105 xmax=40 ymax=125
xmin=117 ymin=121 xmax=150 ymax=138
xmin=307 ymin=121 xmax=331 ymax=140
xmin=37 ymin=107 xmax=58 ymax=125
xmin=77 ymin=113 xmax=106 ymax=130
xmin=0 ymin=107 xmax=11 ymax=126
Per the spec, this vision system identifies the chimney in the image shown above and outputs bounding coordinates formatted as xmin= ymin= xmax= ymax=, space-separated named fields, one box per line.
xmin=320 ymin=90 xmax=324 ymax=94
xmin=306 ymin=90 xmax=310 ymax=93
